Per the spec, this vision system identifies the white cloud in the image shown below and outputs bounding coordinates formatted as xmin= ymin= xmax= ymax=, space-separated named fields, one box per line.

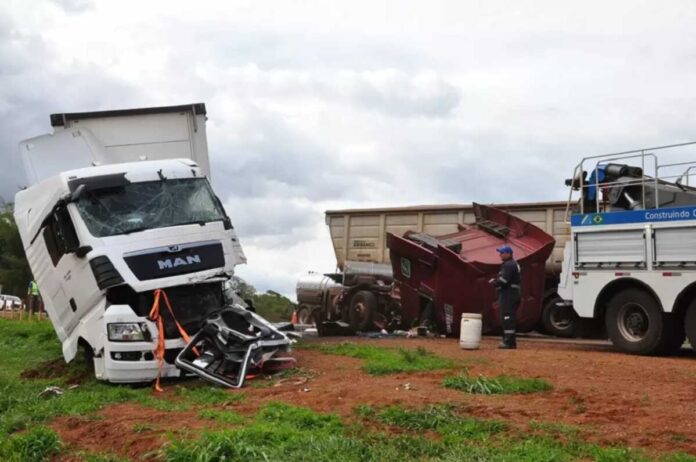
xmin=3 ymin=0 xmax=696 ymax=298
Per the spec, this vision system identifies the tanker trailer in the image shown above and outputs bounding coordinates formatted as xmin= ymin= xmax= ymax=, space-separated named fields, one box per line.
xmin=296 ymin=261 xmax=400 ymax=334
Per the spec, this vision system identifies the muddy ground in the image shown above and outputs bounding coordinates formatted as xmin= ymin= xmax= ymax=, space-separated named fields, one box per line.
xmin=49 ymin=336 xmax=696 ymax=460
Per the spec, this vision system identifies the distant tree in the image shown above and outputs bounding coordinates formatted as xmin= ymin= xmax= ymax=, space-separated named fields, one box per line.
xmin=253 ymin=290 xmax=296 ymax=322
xmin=229 ymin=276 xmax=295 ymax=322
xmin=230 ymin=275 xmax=257 ymax=300
xmin=0 ymin=203 xmax=31 ymax=297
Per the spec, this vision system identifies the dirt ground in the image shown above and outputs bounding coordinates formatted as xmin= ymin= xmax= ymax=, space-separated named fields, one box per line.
xmin=49 ymin=336 xmax=696 ymax=459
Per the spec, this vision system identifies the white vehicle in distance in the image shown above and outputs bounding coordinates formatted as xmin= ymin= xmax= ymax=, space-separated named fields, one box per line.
xmin=0 ymin=294 xmax=22 ymax=311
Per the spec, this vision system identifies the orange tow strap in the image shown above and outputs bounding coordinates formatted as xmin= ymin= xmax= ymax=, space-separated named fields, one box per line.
xmin=149 ymin=288 xmax=196 ymax=392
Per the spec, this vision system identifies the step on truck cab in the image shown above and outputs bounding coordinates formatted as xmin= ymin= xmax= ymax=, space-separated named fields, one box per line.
xmin=557 ymin=141 xmax=696 ymax=354
xmin=13 ymin=103 xmax=247 ymax=382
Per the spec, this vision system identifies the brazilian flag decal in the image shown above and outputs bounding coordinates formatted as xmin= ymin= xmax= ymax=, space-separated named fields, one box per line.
xmin=592 ymin=214 xmax=604 ymax=225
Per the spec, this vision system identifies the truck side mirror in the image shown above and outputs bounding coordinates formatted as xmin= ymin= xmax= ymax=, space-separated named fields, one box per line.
xmin=75 ymin=246 xmax=93 ymax=258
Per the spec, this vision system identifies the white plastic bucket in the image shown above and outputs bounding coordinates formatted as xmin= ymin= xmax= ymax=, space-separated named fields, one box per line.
xmin=459 ymin=313 xmax=483 ymax=349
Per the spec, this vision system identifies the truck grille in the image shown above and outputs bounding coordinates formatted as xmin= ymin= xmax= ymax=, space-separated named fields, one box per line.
xmin=123 ymin=241 xmax=225 ymax=281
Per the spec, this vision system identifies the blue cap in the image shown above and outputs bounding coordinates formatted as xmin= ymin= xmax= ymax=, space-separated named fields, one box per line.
xmin=496 ymin=245 xmax=513 ymax=254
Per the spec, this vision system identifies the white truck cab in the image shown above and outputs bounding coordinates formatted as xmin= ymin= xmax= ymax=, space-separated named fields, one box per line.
xmin=14 ymin=104 xmax=246 ymax=382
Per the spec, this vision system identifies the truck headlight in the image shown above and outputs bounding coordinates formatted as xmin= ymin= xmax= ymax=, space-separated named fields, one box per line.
xmin=107 ymin=323 xmax=149 ymax=342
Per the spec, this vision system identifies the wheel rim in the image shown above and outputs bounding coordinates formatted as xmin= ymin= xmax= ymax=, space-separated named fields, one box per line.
xmin=617 ymin=303 xmax=650 ymax=342
xmin=550 ymin=305 xmax=574 ymax=331
xmin=353 ymin=301 xmax=368 ymax=325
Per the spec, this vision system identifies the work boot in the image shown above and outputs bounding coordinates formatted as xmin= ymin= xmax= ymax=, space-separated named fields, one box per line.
xmin=498 ymin=333 xmax=517 ymax=349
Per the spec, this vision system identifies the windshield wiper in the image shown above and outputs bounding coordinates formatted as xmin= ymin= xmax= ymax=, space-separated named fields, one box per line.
xmin=118 ymin=226 xmax=149 ymax=235
xmin=177 ymin=219 xmax=221 ymax=227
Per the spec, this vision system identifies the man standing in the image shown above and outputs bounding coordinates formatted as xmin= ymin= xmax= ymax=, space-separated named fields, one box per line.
xmin=27 ymin=280 xmax=40 ymax=315
xmin=489 ymin=245 xmax=521 ymax=349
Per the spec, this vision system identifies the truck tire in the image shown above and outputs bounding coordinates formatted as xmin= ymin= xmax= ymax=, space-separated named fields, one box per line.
xmin=312 ymin=308 xmax=326 ymax=336
xmin=660 ymin=313 xmax=686 ymax=354
xmin=541 ymin=294 xmax=578 ymax=337
xmin=605 ymin=288 xmax=669 ymax=355
xmin=79 ymin=339 xmax=95 ymax=372
xmin=684 ymin=300 xmax=696 ymax=353
xmin=297 ymin=305 xmax=315 ymax=325
xmin=349 ymin=290 xmax=377 ymax=331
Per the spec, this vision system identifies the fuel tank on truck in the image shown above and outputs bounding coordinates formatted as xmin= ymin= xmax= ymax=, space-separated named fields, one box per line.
xmin=387 ymin=203 xmax=555 ymax=337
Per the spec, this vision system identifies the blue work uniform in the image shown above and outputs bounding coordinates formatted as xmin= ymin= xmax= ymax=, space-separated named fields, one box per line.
xmin=493 ymin=258 xmax=521 ymax=348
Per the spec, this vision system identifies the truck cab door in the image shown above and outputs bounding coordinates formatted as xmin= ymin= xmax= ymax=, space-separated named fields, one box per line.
xmin=41 ymin=204 xmax=100 ymax=337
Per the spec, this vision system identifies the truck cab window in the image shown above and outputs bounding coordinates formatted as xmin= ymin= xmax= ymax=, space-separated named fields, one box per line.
xmin=43 ymin=205 xmax=79 ymax=266
xmin=75 ymin=178 xmax=227 ymax=237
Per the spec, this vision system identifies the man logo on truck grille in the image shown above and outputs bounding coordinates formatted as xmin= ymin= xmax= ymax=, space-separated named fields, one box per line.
xmin=400 ymin=257 xmax=412 ymax=278
xmin=157 ymin=255 xmax=202 ymax=270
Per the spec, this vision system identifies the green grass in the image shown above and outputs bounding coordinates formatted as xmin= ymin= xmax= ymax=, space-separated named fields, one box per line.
xmin=374 ymin=404 xmax=508 ymax=441
xmin=165 ymin=402 xmax=362 ymax=462
xmin=0 ymin=426 xmax=62 ymax=462
xmin=305 ymin=342 xmax=455 ymax=375
xmin=174 ymin=384 xmax=245 ymax=405
xmin=198 ymin=408 xmax=245 ymax=425
xmin=0 ymin=318 xmax=247 ymax=449
xmin=166 ymin=402 xmax=696 ymax=462
xmin=0 ymin=319 xmax=152 ymax=438
xmin=364 ymin=404 xmax=695 ymax=462
xmin=137 ymin=395 xmax=192 ymax=412
xmin=3 ymin=319 xmax=695 ymax=462
xmin=443 ymin=372 xmax=553 ymax=394
xmin=529 ymin=420 xmax=582 ymax=439
xmin=80 ymin=454 xmax=129 ymax=462
xmin=165 ymin=402 xmax=448 ymax=462
xmin=132 ymin=423 xmax=154 ymax=433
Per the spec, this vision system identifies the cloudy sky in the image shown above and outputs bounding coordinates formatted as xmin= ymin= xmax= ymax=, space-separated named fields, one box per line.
xmin=3 ymin=0 xmax=696 ymax=298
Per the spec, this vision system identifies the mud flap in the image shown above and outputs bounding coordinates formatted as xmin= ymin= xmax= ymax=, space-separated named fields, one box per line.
xmin=175 ymin=305 xmax=295 ymax=388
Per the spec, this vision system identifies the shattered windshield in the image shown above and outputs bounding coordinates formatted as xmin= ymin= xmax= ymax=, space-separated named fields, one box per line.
xmin=75 ymin=178 xmax=227 ymax=237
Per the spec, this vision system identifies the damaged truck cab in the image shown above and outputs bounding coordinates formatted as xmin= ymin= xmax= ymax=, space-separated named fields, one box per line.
xmin=14 ymin=104 xmax=247 ymax=383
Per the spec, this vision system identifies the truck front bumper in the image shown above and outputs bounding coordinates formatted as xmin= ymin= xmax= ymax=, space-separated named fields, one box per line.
xmin=96 ymin=338 xmax=187 ymax=383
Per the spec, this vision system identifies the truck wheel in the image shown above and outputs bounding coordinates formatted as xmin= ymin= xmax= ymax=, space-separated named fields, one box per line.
xmin=79 ymin=340 xmax=95 ymax=372
xmin=297 ymin=305 xmax=314 ymax=325
xmin=660 ymin=313 xmax=686 ymax=354
xmin=541 ymin=294 xmax=578 ymax=337
xmin=605 ymin=289 xmax=668 ymax=355
xmin=684 ymin=300 xmax=696 ymax=353
xmin=349 ymin=291 xmax=377 ymax=331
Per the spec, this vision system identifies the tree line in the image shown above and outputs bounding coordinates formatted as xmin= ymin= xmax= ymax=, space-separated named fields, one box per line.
xmin=0 ymin=203 xmax=31 ymax=297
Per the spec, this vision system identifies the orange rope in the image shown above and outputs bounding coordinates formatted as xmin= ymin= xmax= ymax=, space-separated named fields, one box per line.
xmin=148 ymin=288 xmax=196 ymax=392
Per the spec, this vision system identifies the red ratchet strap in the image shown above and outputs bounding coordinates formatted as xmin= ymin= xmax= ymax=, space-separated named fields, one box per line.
xmin=148 ymin=288 xmax=197 ymax=392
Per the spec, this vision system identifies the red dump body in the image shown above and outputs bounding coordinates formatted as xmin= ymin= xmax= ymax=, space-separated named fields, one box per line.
xmin=387 ymin=203 xmax=555 ymax=336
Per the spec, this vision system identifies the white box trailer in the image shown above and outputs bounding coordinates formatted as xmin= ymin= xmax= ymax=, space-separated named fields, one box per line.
xmin=22 ymin=103 xmax=210 ymax=185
